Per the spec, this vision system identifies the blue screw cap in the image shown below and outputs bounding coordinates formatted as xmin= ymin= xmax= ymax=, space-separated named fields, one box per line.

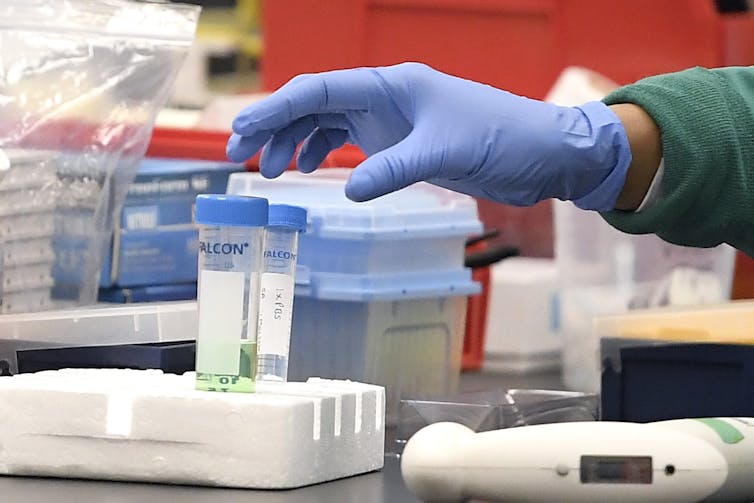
xmin=195 ymin=194 xmax=268 ymax=227
xmin=268 ymin=204 xmax=307 ymax=232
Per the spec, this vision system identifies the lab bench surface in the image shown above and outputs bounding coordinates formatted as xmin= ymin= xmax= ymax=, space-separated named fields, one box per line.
xmin=0 ymin=457 xmax=417 ymax=503
xmin=0 ymin=369 xmax=564 ymax=503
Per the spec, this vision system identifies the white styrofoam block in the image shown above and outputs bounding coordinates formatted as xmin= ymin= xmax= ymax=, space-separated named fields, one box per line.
xmin=483 ymin=258 xmax=561 ymax=373
xmin=0 ymin=369 xmax=385 ymax=488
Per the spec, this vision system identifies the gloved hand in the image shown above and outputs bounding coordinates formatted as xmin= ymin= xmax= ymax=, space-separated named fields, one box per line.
xmin=227 ymin=62 xmax=632 ymax=210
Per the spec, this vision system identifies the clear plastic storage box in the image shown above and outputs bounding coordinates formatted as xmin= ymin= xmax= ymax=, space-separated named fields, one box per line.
xmin=291 ymin=294 xmax=469 ymax=424
xmin=554 ymin=200 xmax=736 ymax=392
xmin=0 ymin=301 xmax=197 ymax=374
xmin=227 ymin=169 xmax=483 ymax=421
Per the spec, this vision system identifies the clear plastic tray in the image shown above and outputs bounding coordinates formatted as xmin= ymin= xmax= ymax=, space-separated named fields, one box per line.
xmin=3 ymin=237 xmax=55 ymax=267
xmin=0 ymin=188 xmax=57 ymax=217
xmin=0 ymin=300 xmax=198 ymax=373
xmin=0 ymin=212 xmax=56 ymax=241
xmin=2 ymin=263 xmax=54 ymax=293
xmin=1 ymin=289 xmax=54 ymax=315
xmin=0 ymin=157 xmax=57 ymax=193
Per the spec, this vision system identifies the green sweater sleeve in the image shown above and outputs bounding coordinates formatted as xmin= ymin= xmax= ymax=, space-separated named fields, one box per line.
xmin=600 ymin=66 xmax=754 ymax=256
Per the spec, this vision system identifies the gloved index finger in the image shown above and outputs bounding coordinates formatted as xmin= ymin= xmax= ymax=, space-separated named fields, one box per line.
xmin=232 ymin=68 xmax=375 ymax=135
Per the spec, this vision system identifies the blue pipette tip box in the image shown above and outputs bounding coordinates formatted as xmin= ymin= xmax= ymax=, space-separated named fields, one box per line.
xmin=100 ymin=157 xmax=245 ymax=289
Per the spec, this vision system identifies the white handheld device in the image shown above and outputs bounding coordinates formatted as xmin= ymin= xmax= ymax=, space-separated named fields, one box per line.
xmin=401 ymin=417 xmax=754 ymax=503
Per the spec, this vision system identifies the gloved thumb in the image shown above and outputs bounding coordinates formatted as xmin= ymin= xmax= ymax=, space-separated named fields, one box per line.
xmin=345 ymin=133 xmax=434 ymax=201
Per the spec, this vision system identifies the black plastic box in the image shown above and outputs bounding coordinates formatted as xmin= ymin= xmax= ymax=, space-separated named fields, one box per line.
xmin=601 ymin=337 xmax=754 ymax=422
xmin=16 ymin=341 xmax=196 ymax=375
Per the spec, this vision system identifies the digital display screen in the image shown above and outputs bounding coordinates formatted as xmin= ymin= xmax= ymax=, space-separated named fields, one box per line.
xmin=580 ymin=456 xmax=652 ymax=484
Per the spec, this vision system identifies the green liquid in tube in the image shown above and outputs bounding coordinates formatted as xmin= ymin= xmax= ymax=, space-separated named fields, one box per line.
xmin=196 ymin=340 xmax=257 ymax=393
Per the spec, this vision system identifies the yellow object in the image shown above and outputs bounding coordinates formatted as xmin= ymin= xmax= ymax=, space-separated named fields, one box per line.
xmin=195 ymin=0 xmax=262 ymax=59
xmin=595 ymin=300 xmax=754 ymax=345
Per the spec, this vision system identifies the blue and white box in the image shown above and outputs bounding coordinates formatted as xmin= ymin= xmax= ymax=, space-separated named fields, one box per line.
xmin=101 ymin=158 xmax=245 ymax=288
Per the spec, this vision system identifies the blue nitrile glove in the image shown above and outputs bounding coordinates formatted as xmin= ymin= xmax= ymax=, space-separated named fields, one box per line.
xmin=227 ymin=63 xmax=632 ymax=211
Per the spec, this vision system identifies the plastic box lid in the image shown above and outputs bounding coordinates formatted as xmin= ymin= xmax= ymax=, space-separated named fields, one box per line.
xmin=138 ymin=157 xmax=244 ymax=175
xmin=226 ymin=169 xmax=482 ymax=240
xmin=0 ymin=301 xmax=197 ymax=374
xmin=295 ymin=268 xmax=479 ymax=301
xmin=594 ymin=300 xmax=754 ymax=349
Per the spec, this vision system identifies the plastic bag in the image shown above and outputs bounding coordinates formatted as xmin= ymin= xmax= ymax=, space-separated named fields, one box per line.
xmin=0 ymin=0 xmax=200 ymax=313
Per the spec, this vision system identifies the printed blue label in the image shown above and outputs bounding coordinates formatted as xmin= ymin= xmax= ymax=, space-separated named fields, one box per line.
xmin=264 ymin=250 xmax=296 ymax=260
xmin=199 ymin=241 xmax=249 ymax=255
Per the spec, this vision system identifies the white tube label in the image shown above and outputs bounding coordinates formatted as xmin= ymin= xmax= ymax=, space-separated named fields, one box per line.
xmin=257 ymin=272 xmax=295 ymax=356
xmin=246 ymin=271 xmax=259 ymax=341
xmin=196 ymin=269 xmax=245 ymax=374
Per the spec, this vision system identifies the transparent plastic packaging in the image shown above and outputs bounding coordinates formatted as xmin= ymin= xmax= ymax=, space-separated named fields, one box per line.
xmin=194 ymin=195 xmax=268 ymax=393
xmin=554 ymin=201 xmax=736 ymax=392
xmin=256 ymin=204 xmax=307 ymax=382
xmin=394 ymin=389 xmax=599 ymax=455
xmin=0 ymin=1 xmax=199 ymax=312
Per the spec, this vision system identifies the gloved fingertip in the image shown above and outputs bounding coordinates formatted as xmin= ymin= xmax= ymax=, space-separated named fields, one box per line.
xmin=259 ymin=145 xmax=291 ymax=179
xmin=296 ymin=144 xmax=318 ymax=174
xmin=230 ymin=117 xmax=246 ymax=134
xmin=345 ymin=169 xmax=380 ymax=202
xmin=231 ymin=109 xmax=262 ymax=134
xmin=231 ymin=109 xmax=273 ymax=135
xmin=297 ymin=157 xmax=319 ymax=174
xmin=259 ymin=162 xmax=284 ymax=179
xmin=344 ymin=185 xmax=370 ymax=202
xmin=297 ymin=132 xmax=331 ymax=174
xmin=225 ymin=134 xmax=245 ymax=162
xmin=259 ymin=166 xmax=281 ymax=180
xmin=226 ymin=151 xmax=244 ymax=164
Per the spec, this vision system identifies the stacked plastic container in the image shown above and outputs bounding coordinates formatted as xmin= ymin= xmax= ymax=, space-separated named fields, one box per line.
xmin=0 ymin=149 xmax=60 ymax=314
xmin=226 ymin=169 xmax=482 ymax=421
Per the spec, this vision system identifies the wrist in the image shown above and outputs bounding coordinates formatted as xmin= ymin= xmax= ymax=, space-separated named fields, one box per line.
xmin=608 ymin=103 xmax=663 ymax=211
xmin=568 ymin=101 xmax=633 ymax=212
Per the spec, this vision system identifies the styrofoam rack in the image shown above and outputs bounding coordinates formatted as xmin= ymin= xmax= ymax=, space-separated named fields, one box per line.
xmin=0 ymin=369 xmax=385 ymax=488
